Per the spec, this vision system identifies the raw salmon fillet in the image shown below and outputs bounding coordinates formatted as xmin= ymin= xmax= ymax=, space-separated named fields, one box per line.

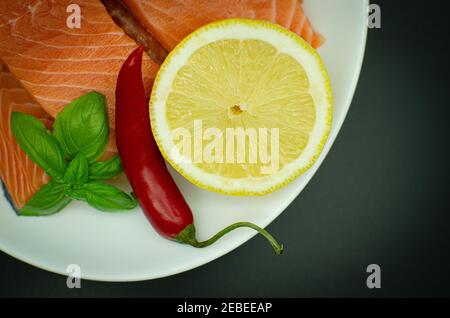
xmin=0 ymin=0 xmax=159 ymax=154
xmin=122 ymin=0 xmax=325 ymax=51
xmin=0 ymin=63 xmax=52 ymax=210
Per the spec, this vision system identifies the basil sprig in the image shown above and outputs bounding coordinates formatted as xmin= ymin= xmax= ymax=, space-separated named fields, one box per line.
xmin=11 ymin=92 xmax=135 ymax=216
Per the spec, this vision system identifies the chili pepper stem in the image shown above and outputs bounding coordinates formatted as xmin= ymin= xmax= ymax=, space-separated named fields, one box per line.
xmin=175 ymin=223 xmax=284 ymax=255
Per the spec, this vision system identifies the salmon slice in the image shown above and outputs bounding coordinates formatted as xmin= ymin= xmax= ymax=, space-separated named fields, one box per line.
xmin=0 ymin=0 xmax=160 ymax=154
xmin=290 ymin=0 xmax=325 ymax=48
xmin=122 ymin=0 xmax=325 ymax=50
xmin=0 ymin=62 xmax=52 ymax=210
xmin=275 ymin=0 xmax=297 ymax=28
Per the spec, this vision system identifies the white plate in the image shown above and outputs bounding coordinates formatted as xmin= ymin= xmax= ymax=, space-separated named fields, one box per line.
xmin=0 ymin=0 xmax=368 ymax=281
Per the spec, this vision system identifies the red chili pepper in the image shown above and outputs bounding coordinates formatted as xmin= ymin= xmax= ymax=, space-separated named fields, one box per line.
xmin=115 ymin=46 xmax=283 ymax=254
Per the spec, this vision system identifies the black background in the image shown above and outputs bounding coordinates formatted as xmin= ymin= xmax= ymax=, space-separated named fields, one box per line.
xmin=1 ymin=0 xmax=449 ymax=297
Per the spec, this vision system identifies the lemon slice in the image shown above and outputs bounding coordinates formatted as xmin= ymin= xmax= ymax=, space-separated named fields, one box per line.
xmin=150 ymin=19 xmax=333 ymax=196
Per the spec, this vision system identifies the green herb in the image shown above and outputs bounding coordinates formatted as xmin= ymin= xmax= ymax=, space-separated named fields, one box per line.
xmin=11 ymin=91 xmax=137 ymax=216
xmin=64 ymin=186 xmax=86 ymax=201
xmin=83 ymin=182 xmax=138 ymax=212
xmin=64 ymin=153 xmax=89 ymax=186
xmin=89 ymin=156 xmax=123 ymax=180
xmin=11 ymin=113 xmax=67 ymax=181
xmin=53 ymin=91 xmax=109 ymax=162
xmin=19 ymin=181 xmax=71 ymax=216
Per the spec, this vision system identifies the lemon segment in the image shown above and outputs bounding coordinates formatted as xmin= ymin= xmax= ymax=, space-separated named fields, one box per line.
xmin=150 ymin=19 xmax=333 ymax=195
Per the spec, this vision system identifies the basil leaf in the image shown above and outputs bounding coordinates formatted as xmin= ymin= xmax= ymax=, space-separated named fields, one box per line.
xmin=83 ymin=182 xmax=137 ymax=212
xmin=11 ymin=112 xmax=67 ymax=181
xmin=53 ymin=91 xmax=109 ymax=161
xmin=19 ymin=181 xmax=71 ymax=216
xmin=64 ymin=186 xmax=86 ymax=201
xmin=89 ymin=156 xmax=123 ymax=180
xmin=64 ymin=153 xmax=89 ymax=185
